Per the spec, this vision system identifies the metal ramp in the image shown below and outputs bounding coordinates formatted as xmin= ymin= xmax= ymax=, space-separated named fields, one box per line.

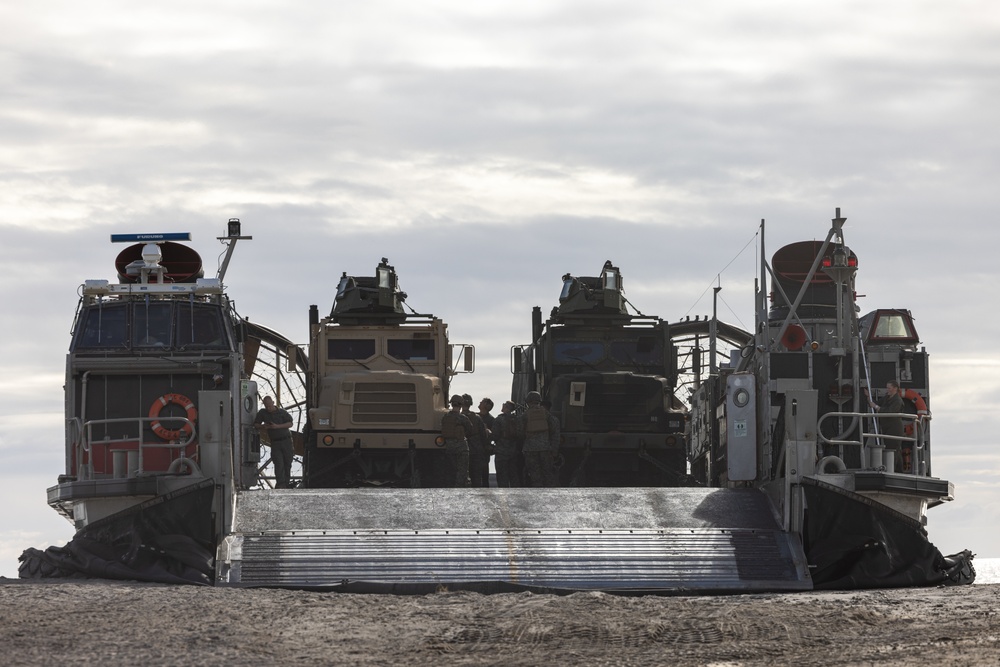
xmin=217 ymin=487 xmax=811 ymax=593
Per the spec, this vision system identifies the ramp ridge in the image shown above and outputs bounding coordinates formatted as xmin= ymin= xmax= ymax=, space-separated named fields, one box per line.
xmin=222 ymin=527 xmax=809 ymax=592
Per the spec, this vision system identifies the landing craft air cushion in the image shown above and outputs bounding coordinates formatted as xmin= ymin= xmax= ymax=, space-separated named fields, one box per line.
xmin=24 ymin=212 xmax=973 ymax=590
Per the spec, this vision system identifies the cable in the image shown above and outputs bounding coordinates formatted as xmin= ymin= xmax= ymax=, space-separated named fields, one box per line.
xmin=683 ymin=229 xmax=759 ymax=319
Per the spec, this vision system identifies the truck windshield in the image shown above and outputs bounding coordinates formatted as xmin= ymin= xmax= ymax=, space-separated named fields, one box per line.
xmin=610 ymin=337 xmax=662 ymax=366
xmin=328 ymin=339 xmax=376 ymax=360
xmin=387 ymin=339 xmax=436 ymax=361
xmin=553 ymin=341 xmax=604 ymax=364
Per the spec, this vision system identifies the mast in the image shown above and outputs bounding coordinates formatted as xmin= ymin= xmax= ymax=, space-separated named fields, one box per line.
xmin=216 ymin=218 xmax=253 ymax=283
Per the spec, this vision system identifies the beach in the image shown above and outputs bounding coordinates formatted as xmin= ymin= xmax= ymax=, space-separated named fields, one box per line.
xmin=1 ymin=578 xmax=997 ymax=666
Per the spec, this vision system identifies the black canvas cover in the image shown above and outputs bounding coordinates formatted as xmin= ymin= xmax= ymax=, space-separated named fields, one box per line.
xmin=802 ymin=477 xmax=974 ymax=589
xmin=20 ymin=480 xmax=215 ymax=585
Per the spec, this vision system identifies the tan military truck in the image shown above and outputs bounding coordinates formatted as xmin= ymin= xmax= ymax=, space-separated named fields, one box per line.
xmin=304 ymin=259 xmax=473 ymax=487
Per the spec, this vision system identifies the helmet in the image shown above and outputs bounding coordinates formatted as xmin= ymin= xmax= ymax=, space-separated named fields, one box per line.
xmin=462 ymin=394 xmax=473 ymax=407
xmin=525 ymin=391 xmax=542 ymax=404
xmin=450 ymin=394 xmax=464 ymax=406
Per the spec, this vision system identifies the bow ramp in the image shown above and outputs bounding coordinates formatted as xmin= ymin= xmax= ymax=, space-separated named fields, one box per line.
xmin=217 ymin=487 xmax=811 ymax=593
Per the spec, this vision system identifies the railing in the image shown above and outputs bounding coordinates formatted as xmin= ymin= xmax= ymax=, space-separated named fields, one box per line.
xmin=70 ymin=416 xmax=199 ymax=480
xmin=817 ymin=411 xmax=928 ymax=476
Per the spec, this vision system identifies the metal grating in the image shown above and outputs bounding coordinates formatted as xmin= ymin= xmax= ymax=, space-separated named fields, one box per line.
xmin=352 ymin=382 xmax=417 ymax=423
xmin=226 ymin=527 xmax=807 ymax=591
xmin=219 ymin=487 xmax=812 ymax=592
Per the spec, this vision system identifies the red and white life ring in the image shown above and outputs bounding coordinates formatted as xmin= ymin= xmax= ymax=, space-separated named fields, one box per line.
xmin=901 ymin=389 xmax=930 ymax=436
xmin=149 ymin=393 xmax=198 ymax=441
xmin=901 ymin=389 xmax=929 ymax=417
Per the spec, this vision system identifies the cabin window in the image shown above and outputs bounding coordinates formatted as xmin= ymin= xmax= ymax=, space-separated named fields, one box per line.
xmin=871 ymin=312 xmax=917 ymax=342
xmin=387 ymin=339 xmax=436 ymax=361
xmin=75 ymin=304 xmax=128 ymax=349
xmin=177 ymin=305 xmax=228 ymax=349
xmin=553 ymin=341 xmax=605 ymax=364
xmin=132 ymin=302 xmax=172 ymax=347
xmin=328 ymin=339 xmax=376 ymax=360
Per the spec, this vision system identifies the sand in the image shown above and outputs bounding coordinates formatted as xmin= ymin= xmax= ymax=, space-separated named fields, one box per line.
xmin=1 ymin=579 xmax=998 ymax=666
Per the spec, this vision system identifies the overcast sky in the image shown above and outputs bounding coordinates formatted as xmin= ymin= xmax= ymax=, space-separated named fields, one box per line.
xmin=2 ymin=2 xmax=998 ymax=578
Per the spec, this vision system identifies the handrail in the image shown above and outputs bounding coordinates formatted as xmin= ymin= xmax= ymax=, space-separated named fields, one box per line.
xmin=78 ymin=416 xmax=197 ymax=477
xmin=817 ymin=410 xmax=928 ymax=475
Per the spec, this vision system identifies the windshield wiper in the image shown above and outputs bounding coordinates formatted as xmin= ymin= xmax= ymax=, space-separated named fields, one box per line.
xmin=566 ymin=354 xmax=600 ymax=371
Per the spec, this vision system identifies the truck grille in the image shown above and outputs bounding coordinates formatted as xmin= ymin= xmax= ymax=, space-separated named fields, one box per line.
xmin=572 ymin=379 xmax=674 ymax=433
xmin=583 ymin=386 xmax=659 ymax=431
xmin=352 ymin=382 xmax=418 ymax=424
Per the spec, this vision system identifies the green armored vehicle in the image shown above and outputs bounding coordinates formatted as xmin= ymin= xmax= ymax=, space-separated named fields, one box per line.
xmin=512 ymin=261 xmax=688 ymax=486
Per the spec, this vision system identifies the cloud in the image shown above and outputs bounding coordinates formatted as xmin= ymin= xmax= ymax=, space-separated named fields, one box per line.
xmin=2 ymin=1 xmax=999 ymax=575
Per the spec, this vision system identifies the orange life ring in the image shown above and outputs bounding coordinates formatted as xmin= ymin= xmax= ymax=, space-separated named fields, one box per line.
xmin=900 ymin=389 xmax=929 ymax=416
xmin=149 ymin=393 xmax=198 ymax=441
xmin=901 ymin=389 xmax=929 ymax=436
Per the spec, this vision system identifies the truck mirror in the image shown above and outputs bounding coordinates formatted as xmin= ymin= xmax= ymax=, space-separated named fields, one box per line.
xmin=286 ymin=344 xmax=299 ymax=372
xmin=512 ymin=347 xmax=523 ymax=373
xmin=463 ymin=345 xmax=475 ymax=372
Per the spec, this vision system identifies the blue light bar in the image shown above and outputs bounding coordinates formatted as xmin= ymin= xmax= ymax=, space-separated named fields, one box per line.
xmin=110 ymin=233 xmax=192 ymax=243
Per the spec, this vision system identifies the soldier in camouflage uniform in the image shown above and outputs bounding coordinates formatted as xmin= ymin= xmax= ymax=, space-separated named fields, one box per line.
xmin=492 ymin=401 xmax=522 ymax=487
xmin=520 ymin=391 xmax=559 ymax=487
xmin=462 ymin=394 xmax=491 ymax=487
xmin=477 ymin=397 xmax=496 ymax=486
xmin=440 ymin=394 xmax=473 ymax=487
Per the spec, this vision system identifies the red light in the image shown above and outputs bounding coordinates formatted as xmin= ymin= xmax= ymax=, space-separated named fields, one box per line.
xmin=848 ymin=257 xmax=857 ymax=267
xmin=821 ymin=258 xmax=832 ymax=267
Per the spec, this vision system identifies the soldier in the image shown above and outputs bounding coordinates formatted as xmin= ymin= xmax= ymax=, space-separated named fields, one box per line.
xmin=520 ymin=391 xmax=559 ymax=487
xmin=478 ymin=397 xmax=496 ymax=431
xmin=462 ymin=394 xmax=490 ymax=487
xmin=478 ymin=397 xmax=496 ymax=484
xmin=492 ymin=401 xmax=522 ymax=487
xmin=866 ymin=380 xmax=905 ymax=471
xmin=440 ymin=395 xmax=473 ymax=487
xmin=254 ymin=396 xmax=295 ymax=489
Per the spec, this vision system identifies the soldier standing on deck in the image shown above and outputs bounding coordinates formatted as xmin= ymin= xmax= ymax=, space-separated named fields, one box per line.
xmin=520 ymin=391 xmax=560 ymax=487
xmin=440 ymin=395 xmax=473 ymax=487
xmin=866 ymin=380 xmax=905 ymax=471
xmin=462 ymin=394 xmax=490 ymax=487
xmin=478 ymin=397 xmax=496 ymax=485
xmin=492 ymin=401 xmax=521 ymax=487
xmin=254 ymin=396 xmax=295 ymax=489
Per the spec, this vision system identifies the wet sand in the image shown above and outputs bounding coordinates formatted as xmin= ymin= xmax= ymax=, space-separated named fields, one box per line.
xmin=1 ymin=579 xmax=997 ymax=666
